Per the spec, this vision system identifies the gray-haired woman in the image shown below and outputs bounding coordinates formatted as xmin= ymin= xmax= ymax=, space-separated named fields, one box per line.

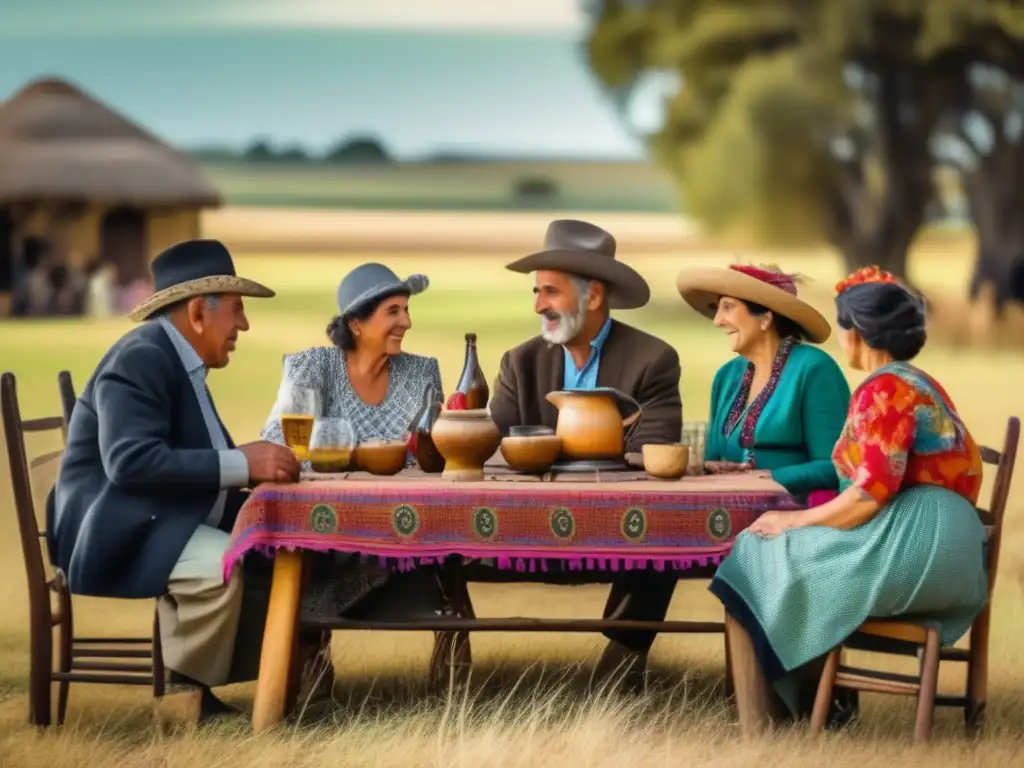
xmin=260 ymin=263 xmax=449 ymax=693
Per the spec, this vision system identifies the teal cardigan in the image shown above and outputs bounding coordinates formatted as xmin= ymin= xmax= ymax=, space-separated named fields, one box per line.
xmin=705 ymin=343 xmax=851 ymax=498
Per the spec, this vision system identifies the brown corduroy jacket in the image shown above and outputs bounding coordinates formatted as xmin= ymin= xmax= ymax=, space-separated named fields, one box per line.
xmin=488 ymin=319 xmax=682 ymax=452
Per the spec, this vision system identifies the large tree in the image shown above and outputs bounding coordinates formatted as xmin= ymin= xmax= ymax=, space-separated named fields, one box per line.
xmin=928 ymin=8 xmax=1024 ymax=311
xmin=584 ymin=1 xmax=1024 ymax=294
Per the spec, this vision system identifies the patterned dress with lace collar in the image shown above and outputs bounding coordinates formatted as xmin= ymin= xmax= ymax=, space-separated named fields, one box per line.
xmin=259 ymin=344 xmax=446 ymax=621
xmin=260 ymin=345 xmax=443 ymax=447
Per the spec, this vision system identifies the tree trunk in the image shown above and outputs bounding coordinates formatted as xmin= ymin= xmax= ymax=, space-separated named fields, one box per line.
xmin=962 ymin=135 xmax=1024 ymax=314
xmin=827 ymin=64 xmax=937 ymax=290
xmin=832 ymin=205 xmax=922 ymax=281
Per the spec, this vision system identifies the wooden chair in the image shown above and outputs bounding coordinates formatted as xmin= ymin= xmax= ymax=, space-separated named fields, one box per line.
xmin=809 ymin=416 xmax=1020 ymax=743
xmin=2 ymin=370 xmax=165 ymax=727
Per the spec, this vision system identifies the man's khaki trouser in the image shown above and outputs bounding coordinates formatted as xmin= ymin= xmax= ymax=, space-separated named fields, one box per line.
xmin=157 ymin=525 xmax=270 ymax=688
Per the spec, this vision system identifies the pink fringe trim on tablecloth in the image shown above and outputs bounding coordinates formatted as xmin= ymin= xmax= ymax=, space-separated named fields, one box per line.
xmin=222 ymin=535 xmax=735 ymax=584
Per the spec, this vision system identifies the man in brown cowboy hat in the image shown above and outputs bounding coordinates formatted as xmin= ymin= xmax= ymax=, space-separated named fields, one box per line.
xmin=49 ymin=239 xmax=303 ymax=723
xmin=486 ymin=219 xmax=682 ymax=683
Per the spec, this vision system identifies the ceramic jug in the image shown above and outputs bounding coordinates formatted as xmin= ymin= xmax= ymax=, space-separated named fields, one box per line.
xmin=544 ymin=387 xmax=641 ymax=461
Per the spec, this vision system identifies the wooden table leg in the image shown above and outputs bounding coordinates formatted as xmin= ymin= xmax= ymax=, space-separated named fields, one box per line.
xmin=252 ymin=550 xmax=304 ymax=732
xmin=429 ymin=558 xmax=473 ymax=691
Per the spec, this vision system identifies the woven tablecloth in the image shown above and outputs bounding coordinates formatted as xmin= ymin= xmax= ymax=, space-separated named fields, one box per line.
xmin=223 ymin=467 xmax=800 ymax=582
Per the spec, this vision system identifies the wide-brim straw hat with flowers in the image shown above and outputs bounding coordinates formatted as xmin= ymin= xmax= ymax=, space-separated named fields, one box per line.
xmin=129 ymin=239 xmax=275 ymax=322
xmin=675 ymin=263 xmax=832 ymax=343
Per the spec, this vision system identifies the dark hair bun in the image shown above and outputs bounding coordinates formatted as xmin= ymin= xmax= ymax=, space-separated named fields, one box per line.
xmin=326 ymin=315 xmax=354 ymax=350
xmin=835 ymin=282 xmax=926 ymax=361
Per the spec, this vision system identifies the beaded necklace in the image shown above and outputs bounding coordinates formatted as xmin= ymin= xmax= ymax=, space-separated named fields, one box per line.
xmin=722 ymin=336 xmax=798 ymax=452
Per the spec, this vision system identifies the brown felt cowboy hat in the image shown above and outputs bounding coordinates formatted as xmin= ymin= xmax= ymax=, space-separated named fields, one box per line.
xmin=129 ymin=239 xmax=274 ymax=321
xmin=505 ymin=219 xmax=651 ymax=309
xmin=676 ymin=263 xmax=832 ymax=343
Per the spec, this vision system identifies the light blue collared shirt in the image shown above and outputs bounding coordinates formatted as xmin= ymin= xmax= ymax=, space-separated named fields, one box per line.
xmin=157 ymin=316 xmax=249 ymax=528
xmin=562 ymin=316 xmax=613 ymax=390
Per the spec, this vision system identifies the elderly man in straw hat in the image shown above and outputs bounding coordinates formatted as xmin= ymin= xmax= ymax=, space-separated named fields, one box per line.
xmin=486 ymin=219 xmax=683 ymax=682
xmin=48 ymin=239 xmax=302 ymax=723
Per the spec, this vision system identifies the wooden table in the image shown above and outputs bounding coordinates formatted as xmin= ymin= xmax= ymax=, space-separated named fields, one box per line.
xmin=224 ymin=463 xmax=799 ymax=731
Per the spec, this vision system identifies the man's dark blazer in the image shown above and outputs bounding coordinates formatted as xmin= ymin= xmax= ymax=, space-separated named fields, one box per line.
xmin=488 ymin=319 xmax=682 ymax=451
xmin=47 ymin=320 xmax=247 ymax=599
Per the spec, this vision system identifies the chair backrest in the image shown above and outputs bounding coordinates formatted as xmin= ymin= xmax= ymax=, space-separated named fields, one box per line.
xmin=977 ymin=416 xmax=1020 ymax=594
xmin=1 ymin=371 xmax=71 ymax=617
xmin=58 ymin=369 xmax=76 ymax=427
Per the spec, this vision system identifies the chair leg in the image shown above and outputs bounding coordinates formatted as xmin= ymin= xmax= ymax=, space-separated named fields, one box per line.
xmin=151 ymin=608 xmax=166 ymax=699
xmin=809 ymin=647 xmax=841 ymax=732
xmin=723 ymin=623 xmax=734 ymax=698
xmin=914 ymin=629 xmax=941 ymax=744
xmin=56 ymin=586 xmax=74 ymax=725
xmin=29 ymin=610 xmax=53 ymax=727
xmin=965 ymin=613 xmax=989 ymax=733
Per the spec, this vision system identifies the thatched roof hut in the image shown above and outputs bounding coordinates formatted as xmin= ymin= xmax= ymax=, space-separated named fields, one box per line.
xmin=0 ymin=78 xmax=221 ymax=206
xmin=0 ymin=78 xmax=226 ymax=316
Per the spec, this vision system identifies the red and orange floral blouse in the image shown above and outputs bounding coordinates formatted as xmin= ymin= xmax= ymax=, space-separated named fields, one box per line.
xmin=832 ymin=362 xmax=983 ymax=506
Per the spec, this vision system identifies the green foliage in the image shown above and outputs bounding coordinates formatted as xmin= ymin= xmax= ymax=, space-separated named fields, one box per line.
xmin=584 ymin=0 xmax=1024 ymax=263
xmin=587 ymin=0 xmax=857 ymax=245
xmin=683 ymin=50 xmax=848 ymax=244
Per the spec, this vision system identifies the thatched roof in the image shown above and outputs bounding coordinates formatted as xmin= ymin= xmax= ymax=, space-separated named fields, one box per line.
xmin=0 ymin=78 xmax=222 ymax=207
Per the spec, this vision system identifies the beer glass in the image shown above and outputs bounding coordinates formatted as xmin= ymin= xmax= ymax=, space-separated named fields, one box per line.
xmin=278 ymin=382 xmax=319 ymax=460
xmin=307 ymin=417 xmax=357 ymax=473
xmin=681 ymin=420 xmax=707 ymax=476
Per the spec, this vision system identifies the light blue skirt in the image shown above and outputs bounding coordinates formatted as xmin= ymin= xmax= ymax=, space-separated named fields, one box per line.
xmin=710 ymin=484 xmax=988 ymax=682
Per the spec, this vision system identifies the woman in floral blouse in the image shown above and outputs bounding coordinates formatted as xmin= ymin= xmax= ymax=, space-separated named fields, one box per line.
xmin=709 ymin=266 xmax=989 ymax=735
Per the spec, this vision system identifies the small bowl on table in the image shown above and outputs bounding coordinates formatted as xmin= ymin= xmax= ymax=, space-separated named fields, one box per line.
xmin=642 ymin=443 xmax=689 ymax=480
xmin=352 ymin=439 xmax=409 ymax=476
xmin=500 ymin=432 xmax=562 ymax=474
xmin=509 ymin=425 xmax=555 ymax=438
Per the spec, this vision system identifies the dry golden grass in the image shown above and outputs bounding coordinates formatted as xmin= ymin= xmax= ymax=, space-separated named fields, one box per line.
xmin=1 ymin=220 xmax=1023 ymax=766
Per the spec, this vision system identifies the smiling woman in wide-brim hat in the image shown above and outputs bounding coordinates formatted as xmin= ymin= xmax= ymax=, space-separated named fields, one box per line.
xmin=672 ymin=259 xmax=850 ymax=514
xmin=675 ymin=264 xmax=831 ymax=343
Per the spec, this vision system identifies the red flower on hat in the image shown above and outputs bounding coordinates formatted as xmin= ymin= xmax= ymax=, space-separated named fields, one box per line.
xmin=728 ymin=263 xmax=799 ymax=296
xmin=835 ymin=265 xmax=897 ymax=295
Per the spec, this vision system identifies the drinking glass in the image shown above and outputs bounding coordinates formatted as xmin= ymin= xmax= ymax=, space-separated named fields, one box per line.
xmin=307 ymin=417 xmax=357 ymax=473
xmin=278 ymin=382 xmax=320 ymax=460
xmin=681 ymin=420 xmax=707 ymax=475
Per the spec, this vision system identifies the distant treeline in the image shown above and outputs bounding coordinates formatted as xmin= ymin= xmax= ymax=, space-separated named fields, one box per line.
xmin=190 ymin=135 xmax=394 ymax=164
xmin=187 ymin=137 xmax=642 ymax=166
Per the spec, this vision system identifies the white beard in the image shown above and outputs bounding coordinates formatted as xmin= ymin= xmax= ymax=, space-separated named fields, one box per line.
xmin=541 ymin=306 xmax=586 ymax=345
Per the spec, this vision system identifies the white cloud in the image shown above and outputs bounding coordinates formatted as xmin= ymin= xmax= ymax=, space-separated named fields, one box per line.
xmin=212 ymin=0 xmax=588 ymax=33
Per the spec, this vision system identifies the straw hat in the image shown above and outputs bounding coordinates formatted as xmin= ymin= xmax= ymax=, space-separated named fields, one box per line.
xmin=675 ymin=264 xmax=831 ymax=343
xmin=505 ymin=219 xmax=650 ymax=309
xmin=129 ymin=239 xmax=274 ymax=321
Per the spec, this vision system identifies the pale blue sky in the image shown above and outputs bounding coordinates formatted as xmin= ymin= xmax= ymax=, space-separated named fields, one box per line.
xmin=0 ymin=1 xmax=659 ymax=159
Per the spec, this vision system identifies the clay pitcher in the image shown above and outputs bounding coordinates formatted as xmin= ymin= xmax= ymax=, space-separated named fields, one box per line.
xmin=545 ymin=387 xmax=642 ymax=461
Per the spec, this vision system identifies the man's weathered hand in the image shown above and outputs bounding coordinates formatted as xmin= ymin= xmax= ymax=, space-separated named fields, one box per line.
xmin=239 ymin=441 xmax=301 ymax=484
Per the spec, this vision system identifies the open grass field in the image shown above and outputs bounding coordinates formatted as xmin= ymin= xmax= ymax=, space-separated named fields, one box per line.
xmin=197 ymin=159 xmax=680 ymax=213
xmin=1 ymin=232 xmax=1022 ymax=766
xmin=194 ymin=158 xmax=968 ymax=220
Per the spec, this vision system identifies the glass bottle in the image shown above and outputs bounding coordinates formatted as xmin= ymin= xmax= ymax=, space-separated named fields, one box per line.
xmin=456 ymin=332 xmax=489 ymax=410
xmin=408 ymin=384 xmax=445 ymax=473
